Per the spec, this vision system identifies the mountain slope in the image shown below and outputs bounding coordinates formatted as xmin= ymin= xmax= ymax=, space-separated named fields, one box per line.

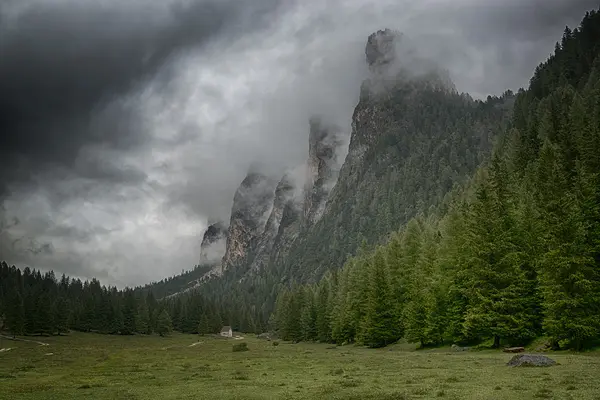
xmin=278 ymin=30 xmax=511 ymax=282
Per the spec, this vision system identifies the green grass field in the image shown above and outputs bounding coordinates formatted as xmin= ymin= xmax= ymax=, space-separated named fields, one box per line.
xmin=1 ymin=333 xmax=600 ymax=399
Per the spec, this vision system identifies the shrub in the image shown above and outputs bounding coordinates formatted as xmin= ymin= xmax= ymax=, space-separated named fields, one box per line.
xmin=233 ymin=342 xmax=249 ymax=352
xmin=232 ymin=370 xmax=249 ymax=380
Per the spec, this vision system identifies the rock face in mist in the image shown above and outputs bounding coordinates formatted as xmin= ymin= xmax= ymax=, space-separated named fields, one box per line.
xmin=199 ymin=222 xmax=228 ymax=265
xmin=303 ymin=117 xmax=342 ymax=226
xmin=245 ymin=116 xmax=343 ymax=274
xmin=247 ymin=174 xmax=298 ymax=272
xmin=197 ymin=112 xmax=345 ymax=281
xmin=365 ymin=28 xmax=398 ymax=68
xmin=219 ymin=171 xmax=278 ymax=273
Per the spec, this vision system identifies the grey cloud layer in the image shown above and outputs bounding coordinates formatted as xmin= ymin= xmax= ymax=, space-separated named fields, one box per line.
xmin=0 ymin=0 xmax=595 ymax=286
xmin=0 ymin=0 xmax=284 ymax=192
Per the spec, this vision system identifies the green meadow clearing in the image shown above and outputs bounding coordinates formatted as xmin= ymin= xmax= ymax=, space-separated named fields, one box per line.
xmin=1 ymin=333 xmax=600 ymax=400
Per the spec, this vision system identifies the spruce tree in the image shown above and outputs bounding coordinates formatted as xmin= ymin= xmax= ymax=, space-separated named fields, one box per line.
xmin=156 ymin=308 xmax=173 ymax=337
xmin=300 ymin=287 xmax=317 ymax=341
xmin=36 ymin=292 xmax=54 ymax=336
xmin=54 ymin=297 xmax=70 ymax=335
xmin=315 ymin=275 xmax=332 ymax=342
xmin=6 ymin=290 xmax=25 ymax=337
xmin=331 ymin=259 xmax=366 ymax=344
xmin=286 ymin=287 xmax=304 ymax=342
xmin=198 ymin=312 xmax=210 ymax=335
xmin=359 ymin=250 xmax=400 ymax=348
xmin=121 ymin=290 xmax=137 ymax=335
xmin=538 ymin=162 xmax=600 ymax=349
xmin=136 ymin=296 xmax=150 ymax=334
xmin=400 ymin=219 xmax=428 ymax=347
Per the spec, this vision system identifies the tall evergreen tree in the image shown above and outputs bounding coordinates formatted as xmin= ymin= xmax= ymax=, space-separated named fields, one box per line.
xmin=359 ymin=250 xmax=400 ymax=348
xmin=156 ymin=308 xmax=173 ymax=337
xmin=300 ymin=287 xmax=317 ymax=341
xmin=198 ymin=312 xmax=210 ymax=335
xmin=121 ymin=290 xmax=137 ymax=335
xmin=136 ymin=296 xmax=150 ymax=334
xmin=36 ymin=292 xmax=54 ymax=335
xmin=6 ymin=290 xmax=25 ymax=337
xmin=54 ymin=297 xmax=70 ymax=335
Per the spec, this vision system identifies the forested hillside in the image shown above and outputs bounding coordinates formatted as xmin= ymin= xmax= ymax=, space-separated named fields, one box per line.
xmin=272 ymin=10 xmax=600 ymax=350
xmin=280 ymin=81 xmax=512 ymax=282
xmin=138 ymin=264 xmax=213 ymax=299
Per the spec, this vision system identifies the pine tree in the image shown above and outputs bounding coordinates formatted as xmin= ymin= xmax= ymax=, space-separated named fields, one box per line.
xmin=198 ymin=312 xmax=210 ymax=335
xmin=315 ymin=275 xmax=333 ymax=342
xmin=23 ymin=291 xmax=37 ymax=334
xmin=121 ymin=290 xmax=137 ymax=335
xmin=136 ymin=296 xmax=150 ymax=334
xmin=172 ymin=298 xmax=183 ymax=332
xmin=424 ymin=279 xmax=448 ymax=346
xmin=156 ymin=308 xmax=173 ymax=337
xmin=146 ymin=291 xmax=158 ymax=332
xmin=331 ymin=259 xmax=366 ymax=344
xmin=273 ymin=289 xmax=291 ymax=340
xmin=300 ymin=287 xmax=317 ymax=341
xmin=538 ymin=163 xmax=600 ymax=349
xmin=460 ymin=157 xmax=539 ymax=347
xmin=359 ymin=249 xmax=400 ymax=348
xmin=54 ymin=297 xmax=70 ymax=335
xmin=109 ymin=299 xmax=124 ymax=334
xmin=36 ymin=292 xmax=54 ymax=336
xmin=6 ymin=290 xmax=25 ymax=337
xmin=286 ymin=287 xmax=304 ymax=342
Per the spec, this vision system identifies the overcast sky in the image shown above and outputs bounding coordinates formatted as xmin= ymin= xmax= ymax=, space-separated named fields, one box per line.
xmin=0 ymin=0 xmax=596 ymax=287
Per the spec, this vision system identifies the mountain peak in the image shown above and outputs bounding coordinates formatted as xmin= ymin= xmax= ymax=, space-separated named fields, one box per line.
xmin=365 ymin=29 xmax=400 ymax=69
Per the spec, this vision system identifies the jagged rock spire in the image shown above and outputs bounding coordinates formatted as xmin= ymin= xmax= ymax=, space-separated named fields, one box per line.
xmin=365 ymin=29 xmax=400 ymax=69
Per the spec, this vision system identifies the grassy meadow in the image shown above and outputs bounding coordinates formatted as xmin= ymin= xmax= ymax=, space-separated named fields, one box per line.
xmin=1 ymin=332 xmax=600 ymax=399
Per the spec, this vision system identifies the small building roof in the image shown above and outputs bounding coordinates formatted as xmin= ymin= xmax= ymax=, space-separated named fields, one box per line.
xmin=221 ymin=326 xmax=232 ymax=332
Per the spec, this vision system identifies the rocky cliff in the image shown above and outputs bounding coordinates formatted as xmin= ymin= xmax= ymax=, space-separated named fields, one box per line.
xmin=196 ymin=111 xmax=346 ymax=280
xmin=199 ymin=222 xmax=228 ymax=264
xmin=246 ymin=174 xmax=298 ymax=273
xmin=303 ymin=116 xmax=342 ymax=226
xmin=218 ymin=171 xmax=278 ymax=274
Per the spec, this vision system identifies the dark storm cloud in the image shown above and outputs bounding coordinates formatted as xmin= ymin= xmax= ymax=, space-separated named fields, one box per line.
xmin=0 ymin=0 xmax=284 ymax=193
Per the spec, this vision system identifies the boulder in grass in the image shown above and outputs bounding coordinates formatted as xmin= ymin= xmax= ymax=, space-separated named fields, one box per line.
xmin=451 ymin=344 xmax=470 ymax=352
xmin=503 ymin=346 xmax=525 ymax=353
xmin=507 ymin=354 xmax=556 ymax=367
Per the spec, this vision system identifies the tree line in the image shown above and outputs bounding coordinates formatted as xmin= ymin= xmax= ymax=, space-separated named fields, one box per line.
xmin=272 ymin=10 xmax=600 ymax=351
xmin=0 ymin=262 xmax=236 ymax=337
